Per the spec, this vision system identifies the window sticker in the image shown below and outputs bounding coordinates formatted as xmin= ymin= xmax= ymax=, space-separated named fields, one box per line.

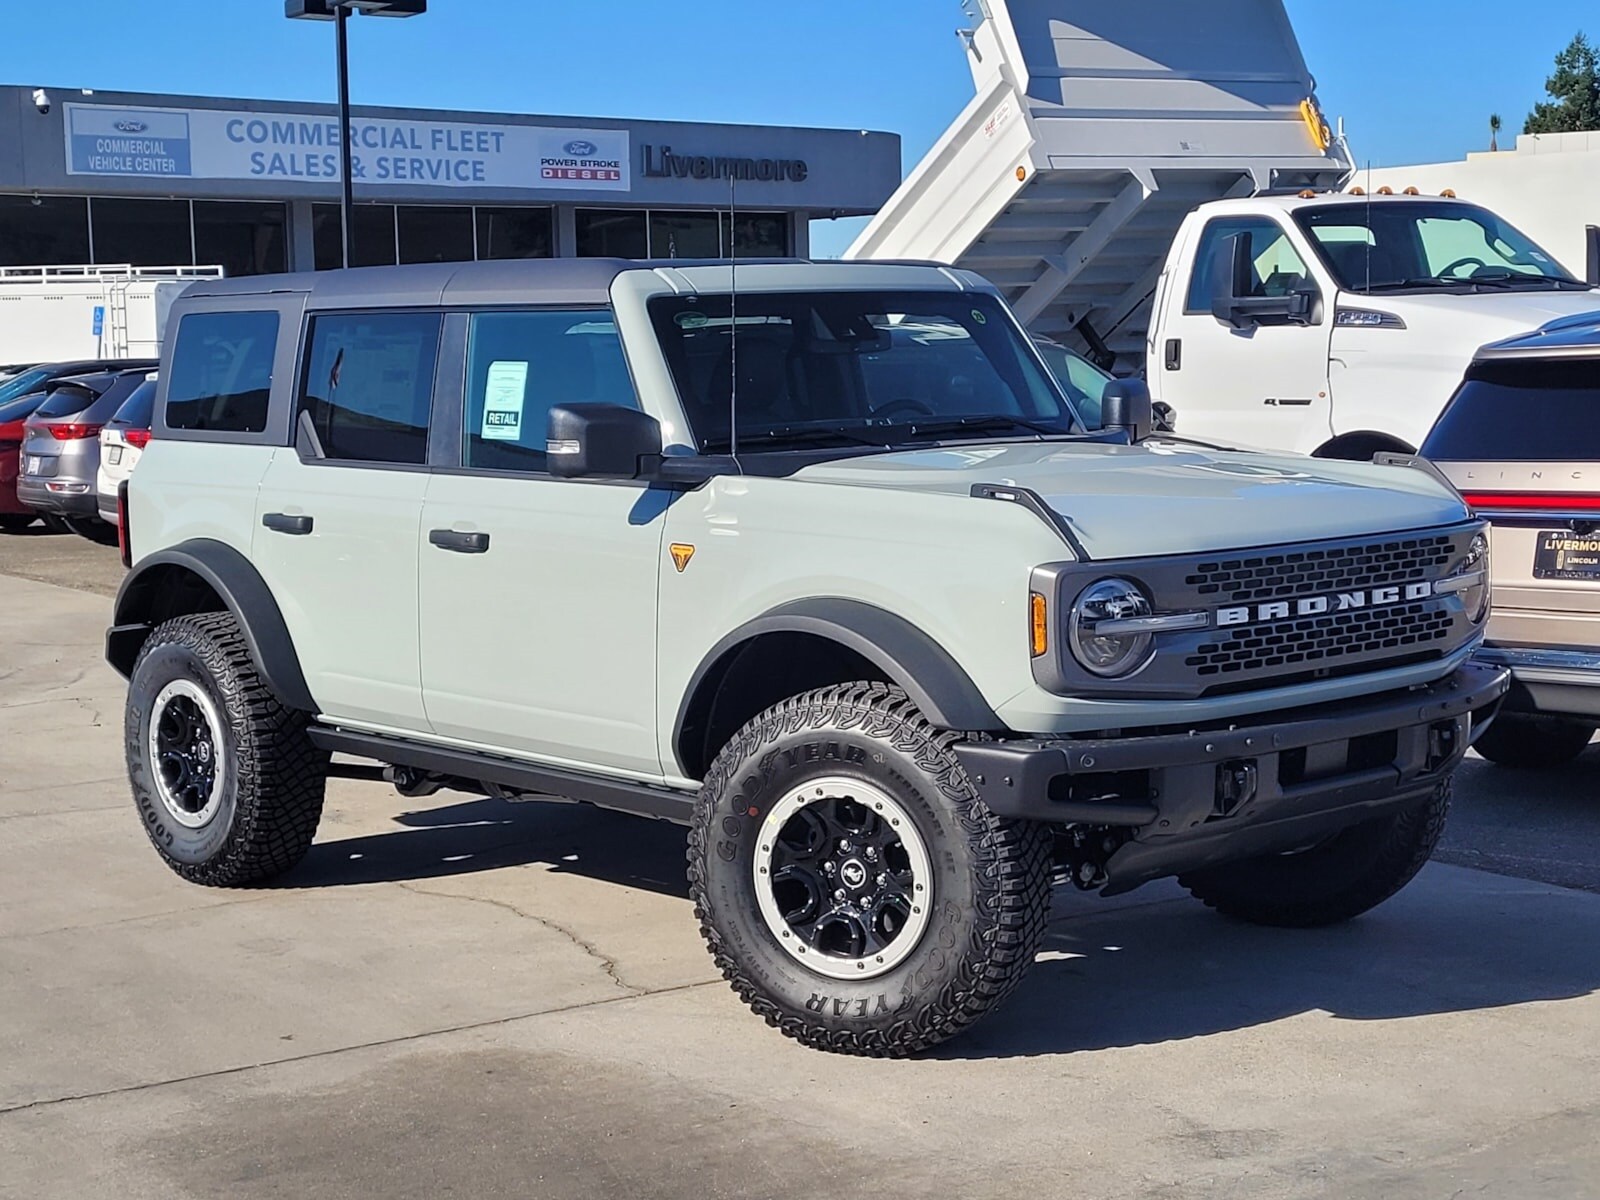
xmin=481 ymin=360 xmax=529 ymax=441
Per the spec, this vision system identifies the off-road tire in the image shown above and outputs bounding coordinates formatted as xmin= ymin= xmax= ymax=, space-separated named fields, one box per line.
xmin=1472 ymin=714 xmax=1594 ymax=768
xmin=126 ymin=612 xmax=328 ymax=886
xmin=0 ymin=513 xmax=34 ymax=532
xmin=1180 ymin=781 xmax=1450 ymax=928
xmin=687 ymin=682 xmax=1053 ymax=1057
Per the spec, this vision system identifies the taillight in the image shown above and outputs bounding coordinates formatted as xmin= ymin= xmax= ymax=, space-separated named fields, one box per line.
xmin=124 ymin=428 xmax=152 ymax=449
xmin=47 ymin=422 xmax=104 ymax=441
xmin=0 ymin=420 xmax=24 ymax=441
xmin=1460 ymin=492 xmax=1600 ymax=512
xmin=117 ymin=479 xmax=132 ymax=569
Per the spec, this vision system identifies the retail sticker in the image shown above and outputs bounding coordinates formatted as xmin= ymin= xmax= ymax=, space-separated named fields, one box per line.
xmin=482 ymin=361 xmax=529 ymax=441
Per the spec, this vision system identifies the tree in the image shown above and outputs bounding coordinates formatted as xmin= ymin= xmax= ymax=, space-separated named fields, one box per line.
xmin=1524 ymin=32 xmax=1600 ymax=134
xmin=1489 ymin=112 xmax=1501 ymax=151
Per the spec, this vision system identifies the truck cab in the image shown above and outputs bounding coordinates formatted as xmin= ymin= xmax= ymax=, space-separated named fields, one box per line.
xmin=1149 ymin=193 xmax=1600 ymax=459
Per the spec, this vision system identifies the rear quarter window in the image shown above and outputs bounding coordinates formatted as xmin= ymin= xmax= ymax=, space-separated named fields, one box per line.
xmin=1423 ymin=358 xmax=1600 ymax=461
xmin=165 ymin=311 xmax=279 ymax=434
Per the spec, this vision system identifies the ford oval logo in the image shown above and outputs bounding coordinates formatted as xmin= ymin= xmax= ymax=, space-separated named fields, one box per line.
xmin=115 ymin=120 xmax=148 ymax=133
xmin=564 ymin=139 xmax=597 ymax=157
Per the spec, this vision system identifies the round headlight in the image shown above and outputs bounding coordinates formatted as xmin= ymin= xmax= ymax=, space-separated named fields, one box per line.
xmin=1458 ymin=531 xmax=1491 ymax=622
xmin=1069 ymin=577 xmax=1156 ymax=678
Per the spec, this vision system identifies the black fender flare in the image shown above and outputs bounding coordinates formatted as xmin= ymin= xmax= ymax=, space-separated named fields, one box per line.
xmin=674 ymin=598 xmax=1003 ymax=765
xmin=106 ymin=538 xmax=317 ymax=713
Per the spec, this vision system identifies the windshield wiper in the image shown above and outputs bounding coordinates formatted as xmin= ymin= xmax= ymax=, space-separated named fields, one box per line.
xmin=1465 ymin=273 xmax=1589 ymax=290
xmin=900 ymin=414 xmax=1075 ymax=440
xmin=1360 ymin=277 xmax=1475 ymax=292
xmin=710 ymin=424 xmax=892 ymax=452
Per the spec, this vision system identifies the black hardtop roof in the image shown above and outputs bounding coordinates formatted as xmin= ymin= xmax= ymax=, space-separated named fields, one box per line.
xmin=179 ymin=257 xmax=953 ymax=310
xmin=1477 ymin=311 xmax=1600 ymax=360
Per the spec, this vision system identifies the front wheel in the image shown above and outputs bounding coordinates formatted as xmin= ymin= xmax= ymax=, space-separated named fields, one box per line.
xmin=687 ymin=683 xmax=1053 ymax=1057
xmin=1180 ymin=782 xmax=1450 ymax=928
xmin=1472 ymin=714 xmax=1594 ymax=768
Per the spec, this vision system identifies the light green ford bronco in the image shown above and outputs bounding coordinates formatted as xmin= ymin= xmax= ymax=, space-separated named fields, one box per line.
xmin=108 ymin=258 xmax=1507 ymax=1055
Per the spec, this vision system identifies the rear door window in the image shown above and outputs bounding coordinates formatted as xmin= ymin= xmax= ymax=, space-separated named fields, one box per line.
xmin=299 ymin=311 xmax=441 ymax=465
xmin=1423 ymin=359 xmax=1600 ymax=461
xmin=462 ymin=310 xmax=636 ymax=472
xmin=166 ymin=311 xmax=279 ymax=433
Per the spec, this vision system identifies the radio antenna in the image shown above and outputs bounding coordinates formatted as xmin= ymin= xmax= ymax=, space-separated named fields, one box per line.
xmin=728 ymin=170 xmax=739 ymax=463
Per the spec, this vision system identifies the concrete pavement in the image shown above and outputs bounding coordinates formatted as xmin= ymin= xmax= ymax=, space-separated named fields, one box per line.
xmin=1 ymin=567 xmax=1598 ymax=1199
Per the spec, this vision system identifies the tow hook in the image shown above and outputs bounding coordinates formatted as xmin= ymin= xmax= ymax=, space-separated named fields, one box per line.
xmin=1214 ymin=759 xmax=1258 ymax=817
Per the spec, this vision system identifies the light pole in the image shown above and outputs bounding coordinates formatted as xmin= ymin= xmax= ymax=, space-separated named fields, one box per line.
xmin=285 ymin=0 xmax=426 ymax=268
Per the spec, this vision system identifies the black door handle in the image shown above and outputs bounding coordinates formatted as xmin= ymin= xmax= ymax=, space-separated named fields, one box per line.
xmin=262 ymin=512 xmax=313 ymax=535
xmin=429 ymin=528 xmax=490 ymax=554
xmin=1164 ymin=338 xmax=1182 ymax=371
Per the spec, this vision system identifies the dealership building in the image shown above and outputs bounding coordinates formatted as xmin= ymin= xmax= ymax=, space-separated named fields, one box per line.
xmin=0 ymin=86 xmax=901 ymax=276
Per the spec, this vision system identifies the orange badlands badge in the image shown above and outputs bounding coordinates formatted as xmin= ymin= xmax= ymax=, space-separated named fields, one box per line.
xmin=669 ymin=543 xmax=695 ymax=572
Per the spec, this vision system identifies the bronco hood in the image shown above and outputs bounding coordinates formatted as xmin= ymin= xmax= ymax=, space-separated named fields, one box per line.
xmin=793 ymin=440 xmax=1470 ymax=559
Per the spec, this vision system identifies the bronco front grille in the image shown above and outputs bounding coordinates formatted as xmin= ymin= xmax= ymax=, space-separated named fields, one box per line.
xmin=1185 ymin=534 xmax=1457 ymax=605
xmin=1185 ymin=600 xmax=1455 ymax=677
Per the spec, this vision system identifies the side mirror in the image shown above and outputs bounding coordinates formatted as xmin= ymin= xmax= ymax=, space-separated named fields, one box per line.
xmin=546 ymin=403 xmax=661 ymax=480
xmin=1151 ymin=401 xmax=1177 ymax=434
xmin=1209 ymin=231 xmax=1318 ymax=328
xmin=1102 ymin=378 xmax=1153 ymax=443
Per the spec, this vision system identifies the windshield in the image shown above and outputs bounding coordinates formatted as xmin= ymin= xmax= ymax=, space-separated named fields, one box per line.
xmin=649 ymin=290 xmax=1082 ymax=454
xmin=1294 ymin=201 xmax=1580 ymax=293
xmin=0 ymin=368 xmax=52 ymax=406
xmin=109 ymin=379 xmax=157 ymax=428
xmin=1032 ymin=340 xmax=1113 ymax=427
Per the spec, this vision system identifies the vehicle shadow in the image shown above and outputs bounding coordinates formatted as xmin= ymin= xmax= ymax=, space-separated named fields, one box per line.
xmin=278 ymin=793 xmax=691 ymax=898
xmin=936 ymin=869 xmax=1600 ymax=1060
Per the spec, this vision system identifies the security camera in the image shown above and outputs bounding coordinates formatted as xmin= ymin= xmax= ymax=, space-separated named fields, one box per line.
xmin=32 ymin=89 xmax=50 ymax=115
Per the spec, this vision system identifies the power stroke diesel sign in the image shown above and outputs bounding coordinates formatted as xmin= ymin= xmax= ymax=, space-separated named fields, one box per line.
xmin=64 ymin=103 xmax=630 ymax=191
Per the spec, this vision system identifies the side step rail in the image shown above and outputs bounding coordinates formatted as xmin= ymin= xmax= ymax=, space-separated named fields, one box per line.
xmin=308 ymin=726 xmax=697 ymax=825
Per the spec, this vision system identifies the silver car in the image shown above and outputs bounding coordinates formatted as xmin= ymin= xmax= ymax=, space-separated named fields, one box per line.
xmin=1422 ymin=315 xmax=1600 ymax=766
xmin=17 ymin=368 xmax=150 ymax=541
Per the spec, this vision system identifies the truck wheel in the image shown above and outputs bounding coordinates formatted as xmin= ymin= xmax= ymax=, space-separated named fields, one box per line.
xmin=1472 ymin=714 xmax=1594 ymax=768
xmin=126 ymin=612 xmax=328 ymax=886
xmin=687 ymin=682 xmax=1053 ymax=1057
xmin=1179 ymin=782 xmax=1450 ymax=928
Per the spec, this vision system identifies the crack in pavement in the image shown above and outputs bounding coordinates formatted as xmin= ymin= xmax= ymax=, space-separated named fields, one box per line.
xmin=0 ymin=977 xmax=723 ymax=1118
xmin=396 ymin=879 xmax=644 ymax=996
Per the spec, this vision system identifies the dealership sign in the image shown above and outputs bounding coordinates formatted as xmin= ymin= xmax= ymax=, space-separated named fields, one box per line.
xmin=64 ymin=103 xmax=630 ymax=191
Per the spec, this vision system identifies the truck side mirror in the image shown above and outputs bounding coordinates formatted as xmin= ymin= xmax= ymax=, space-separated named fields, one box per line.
xmin=1586 ymin=224 xmax=1598 ymax=288
xmin=546 ymin=404 xmax=661 ymax=480
xmin=1101 ymin=378 xmax=1153 ymax=443
xmin=1209 ymin=231 xmax=1318 ymax=328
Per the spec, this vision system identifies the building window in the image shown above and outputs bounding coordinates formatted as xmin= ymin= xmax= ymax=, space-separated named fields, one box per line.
xmin=475 ymin=207 xmax=553 ymax=260
xmin=397 ymin=205 xmax=474 ymax=264
xmin=725 ymin=212 xmax=789 ymax=257
xmin=312 ymin=203 xmax=397 ymax=270
xmin=0 ymin=194 xmax=90 ymax=266
xmin=193 ymin=200 xmax=287 ymax=277
xmin=575 ymin=208 xmax=649 ymax=258
xmin=649 ymin=211 xmax=721 ymax=259
xmin=89 ymin=197 xmax=192 ymax=267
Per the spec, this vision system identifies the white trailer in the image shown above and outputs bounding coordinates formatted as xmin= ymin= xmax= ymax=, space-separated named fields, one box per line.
xmin=846 ymin=0 xmax=1351 ymax=367
xmin=0 ymin=264 xmax=222 ymax=365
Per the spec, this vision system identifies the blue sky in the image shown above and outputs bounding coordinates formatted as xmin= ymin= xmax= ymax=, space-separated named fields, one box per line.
xmin=5 ymin=1 xmax=1591 ymax=256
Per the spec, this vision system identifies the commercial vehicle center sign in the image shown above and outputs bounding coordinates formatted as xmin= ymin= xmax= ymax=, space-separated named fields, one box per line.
xmin=63 ymin=103 xmax=630 ymax=191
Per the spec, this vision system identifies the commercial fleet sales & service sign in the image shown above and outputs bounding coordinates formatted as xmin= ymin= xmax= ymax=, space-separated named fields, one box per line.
xmin=64 ymin=103 xmax=630 ymax=191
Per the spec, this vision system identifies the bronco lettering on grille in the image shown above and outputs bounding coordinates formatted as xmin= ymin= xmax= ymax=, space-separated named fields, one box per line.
xmin=1216 ymin=581 xmax=1434 ymax=627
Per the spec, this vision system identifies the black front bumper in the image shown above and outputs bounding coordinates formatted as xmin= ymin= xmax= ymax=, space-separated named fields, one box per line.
xmin=954 ymin=662 xmax=1509 ymax=895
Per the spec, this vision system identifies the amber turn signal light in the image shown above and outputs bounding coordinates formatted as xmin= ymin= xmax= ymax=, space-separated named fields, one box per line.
xmin=1030 ymin=592 xmax=1049 ymax=658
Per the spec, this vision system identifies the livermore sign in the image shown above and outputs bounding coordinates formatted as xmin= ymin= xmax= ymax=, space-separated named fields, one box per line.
xmin=64 ymin=103 xmax=630 ymax=191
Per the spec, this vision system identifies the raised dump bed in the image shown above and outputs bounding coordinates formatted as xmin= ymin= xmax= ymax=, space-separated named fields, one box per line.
xmin=847 ymin=0 xmax=1352 ymax=366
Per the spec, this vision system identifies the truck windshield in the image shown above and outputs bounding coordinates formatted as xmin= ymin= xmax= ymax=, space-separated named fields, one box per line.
xmin=1294 ymin=201 xmax=1582 ymax=294
xmin=649 ymin=291 xmax=1083 ymax=454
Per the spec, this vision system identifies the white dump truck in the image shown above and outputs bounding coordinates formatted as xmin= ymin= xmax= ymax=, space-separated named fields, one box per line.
xmin=0 ymin=264 xmax=221 ymax=366
xmin=850 ymin=0 xmax=1600 ymax=458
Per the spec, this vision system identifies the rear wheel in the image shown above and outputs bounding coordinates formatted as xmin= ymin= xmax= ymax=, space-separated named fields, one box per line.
xmin=1180 ymin=782 xmax=1449 ymax=928
xmin=1473 ymin=714 xmax=1594 ymax=768
xmin=688 ymin=682 xmax=1053 ymax=1056
xmin=65 ymin=515 xmax=117 ymax=545
xmin=126 ymin=612 xmax=328 ymax=886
